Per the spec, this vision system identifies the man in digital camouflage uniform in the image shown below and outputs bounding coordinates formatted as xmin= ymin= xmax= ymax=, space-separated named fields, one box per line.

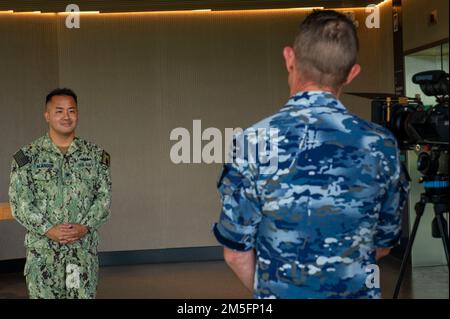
xmin=9 ymin=88 xmax=111 ymax=299
xmin=213 ymin=10 xmax=409 ymax=298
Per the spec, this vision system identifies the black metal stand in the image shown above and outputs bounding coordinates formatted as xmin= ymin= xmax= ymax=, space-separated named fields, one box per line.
xmin=393 ymin=193 xmax=449 ymax=299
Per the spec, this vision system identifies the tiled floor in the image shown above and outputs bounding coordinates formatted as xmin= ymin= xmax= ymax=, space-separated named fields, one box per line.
xmin=0 ymin=256 xmax=448 ymax=299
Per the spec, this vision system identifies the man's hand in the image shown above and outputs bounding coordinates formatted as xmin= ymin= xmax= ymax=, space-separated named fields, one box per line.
xmin=45 ymin=224 xmax=76 ymax=243
xmin=45 ymin=224 xmax=88 ymax=244
xmin=376 ymin=247 xmax=391 ymax=261
xmin=61 ymin=224 xmax=88 ymax=244
xmin=223 ymin=247 xmax=256 ymax=292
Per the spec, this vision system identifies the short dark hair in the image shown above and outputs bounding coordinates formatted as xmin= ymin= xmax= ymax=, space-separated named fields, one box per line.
xmin=293 ymin=10 xmax=359 ymax=89
xmin=46 ymin=88 xmax=78 ymax=105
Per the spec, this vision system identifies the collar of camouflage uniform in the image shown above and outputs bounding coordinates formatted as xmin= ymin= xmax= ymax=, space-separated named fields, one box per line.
xmin=41 ymin=133 xmax=81 ymax=156
xmin=282 ymin=90 xmax=347 ymax=112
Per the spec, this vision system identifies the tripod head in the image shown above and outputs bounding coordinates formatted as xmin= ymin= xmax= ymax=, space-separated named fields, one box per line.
xmin=416 ymin=145 xmax=448 ymax=237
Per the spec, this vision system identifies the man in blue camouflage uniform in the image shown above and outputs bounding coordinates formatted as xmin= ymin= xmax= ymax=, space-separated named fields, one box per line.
xmin=9 ymin=88 xmax=111 ymax=298
xmin=213 ymin=10 xmax=409 ymax=298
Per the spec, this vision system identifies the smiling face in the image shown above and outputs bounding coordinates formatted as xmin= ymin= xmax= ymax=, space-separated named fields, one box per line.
xmin=44 ymin=95 xmax=78 ymax=136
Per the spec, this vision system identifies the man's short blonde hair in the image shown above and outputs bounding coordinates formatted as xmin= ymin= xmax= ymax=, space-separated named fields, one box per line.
xmin=293 ymin=10 xmax=359 ymax=89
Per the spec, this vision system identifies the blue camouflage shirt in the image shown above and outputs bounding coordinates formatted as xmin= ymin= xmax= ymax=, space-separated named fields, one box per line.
xmin=213 ymin=91 xmax=409 ymax=299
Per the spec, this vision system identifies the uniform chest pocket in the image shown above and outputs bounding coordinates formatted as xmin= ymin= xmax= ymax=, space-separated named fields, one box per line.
xmin=31 ymin=168 xmax=59 ymax=201
xmin=73 ymin=162 xmax=97 ymax=181
xmin=31 ymin=167 xmax=58 ymax=182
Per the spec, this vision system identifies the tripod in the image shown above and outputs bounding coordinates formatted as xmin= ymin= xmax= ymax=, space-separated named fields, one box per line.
xmin=393 ymin=191 xmax=449 ymax=299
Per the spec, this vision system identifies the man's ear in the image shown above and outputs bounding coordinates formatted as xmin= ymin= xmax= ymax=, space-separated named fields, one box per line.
xmin=344 ymin=64 xmax=361 ymax=86
xmin=44 ymin=108 xmax=50 ymax=123
xmin=283 ymin=46 xmax=296 ymax=73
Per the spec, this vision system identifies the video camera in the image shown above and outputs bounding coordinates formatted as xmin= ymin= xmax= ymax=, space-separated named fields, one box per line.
xmin=371 ymin=70 xmax=448 ymax=150
xmin=371 ymin=70 xmax=448 ymax=196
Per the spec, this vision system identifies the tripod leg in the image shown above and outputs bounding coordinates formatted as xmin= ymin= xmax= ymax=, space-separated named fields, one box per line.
xmin=434 ymin=212 xmax=450 ymax=269
xmin=393 ymin=199 xmax=426 ymax=299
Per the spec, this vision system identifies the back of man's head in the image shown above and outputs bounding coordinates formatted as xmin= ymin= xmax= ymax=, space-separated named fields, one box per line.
xmin=293 ymin=10 xmax=359 ymax=90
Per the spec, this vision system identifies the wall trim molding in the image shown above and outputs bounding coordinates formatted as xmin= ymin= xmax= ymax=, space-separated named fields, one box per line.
xmin=404 ymin=38 xmax=449 ymax=56
xmin=0 ymin=0 xmax=377 ymax=13
xmin=0 ymin=246 xmax=224 ymax=273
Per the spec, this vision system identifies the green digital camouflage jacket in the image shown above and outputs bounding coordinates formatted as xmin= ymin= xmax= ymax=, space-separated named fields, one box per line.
xmin=9 ymin=134 xmax=111 ymax=253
